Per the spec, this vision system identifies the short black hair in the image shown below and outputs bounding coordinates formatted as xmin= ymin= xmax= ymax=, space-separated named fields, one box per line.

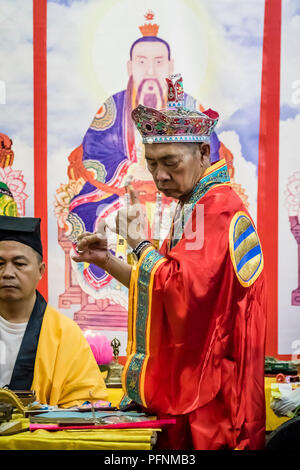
xmin=183 ymin=142 xmax=210 ymax=155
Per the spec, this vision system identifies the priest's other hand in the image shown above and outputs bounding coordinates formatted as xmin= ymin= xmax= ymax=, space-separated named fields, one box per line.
xmin=107 ymin=184 xmax=146 ymax=249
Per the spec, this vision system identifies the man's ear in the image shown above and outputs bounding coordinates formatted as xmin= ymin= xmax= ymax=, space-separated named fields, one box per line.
xmin=197 ymin=143 xmax=210 ymax=168
xmin=168 ymin=58 xmax=174 ymax=75
xmin=127 ymin=60 xmax=132 ymax=78
xmin=39 ymin=262 xmax=46 ymax=280
xmin=200 ymin=143 xmax=210 ymax=158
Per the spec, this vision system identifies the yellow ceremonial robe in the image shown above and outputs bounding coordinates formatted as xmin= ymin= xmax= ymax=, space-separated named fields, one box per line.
xmin=31 ymin=305 xmax=108 ymax=408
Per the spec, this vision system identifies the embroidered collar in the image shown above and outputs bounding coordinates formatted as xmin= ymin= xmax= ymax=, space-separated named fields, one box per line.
xmin=188 ymin=158 xmax=230 ymax=207
xmin=170 ymin=159 xmax=230 ymax=249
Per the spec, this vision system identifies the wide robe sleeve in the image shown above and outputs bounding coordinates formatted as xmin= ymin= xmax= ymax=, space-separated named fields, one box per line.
xmin=31 ymin=306 xmax=108 ymax=408
xmin=122 ymin=185 xmax=266 ymax=420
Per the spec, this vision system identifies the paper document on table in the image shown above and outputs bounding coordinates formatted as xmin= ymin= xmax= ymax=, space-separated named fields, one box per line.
xmin=29 ymin=410 xmax=151 ymax=425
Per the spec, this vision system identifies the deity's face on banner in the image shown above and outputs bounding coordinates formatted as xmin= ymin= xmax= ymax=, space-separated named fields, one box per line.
xmin=128 ymin=40 xmax=174 ymax=109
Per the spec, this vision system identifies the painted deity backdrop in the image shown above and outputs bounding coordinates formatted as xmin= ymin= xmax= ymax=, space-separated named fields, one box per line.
xmin=0 ymin=0 xmax=299 ymax=357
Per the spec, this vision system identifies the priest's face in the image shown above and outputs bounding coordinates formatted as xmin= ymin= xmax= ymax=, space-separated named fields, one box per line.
xmin=144 ymin=142 xmax=210 ymax=202
xmin=128 ymin=41 xmax=174 ymax=109
xmin=0 ymin=241 xmax=45 ymax=303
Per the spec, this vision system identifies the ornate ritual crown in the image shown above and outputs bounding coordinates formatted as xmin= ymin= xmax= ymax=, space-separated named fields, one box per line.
xmin=132 ymin=74 xmax=219 ymax=144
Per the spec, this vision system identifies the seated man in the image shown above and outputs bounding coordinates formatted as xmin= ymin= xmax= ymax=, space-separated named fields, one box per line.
xmin=0 ymin=215 xmax=108 ymax=408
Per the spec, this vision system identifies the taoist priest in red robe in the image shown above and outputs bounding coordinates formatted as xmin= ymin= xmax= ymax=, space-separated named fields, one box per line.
xmin=72 ymin=74 xmax=267 ymax=450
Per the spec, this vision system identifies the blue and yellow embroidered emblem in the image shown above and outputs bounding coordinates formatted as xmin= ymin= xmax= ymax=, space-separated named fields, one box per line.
xmin=229 ymin=211 xmax=263 ymax=287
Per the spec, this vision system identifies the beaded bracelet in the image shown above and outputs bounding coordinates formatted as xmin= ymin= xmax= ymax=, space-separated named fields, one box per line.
xmin=132 ymin=240 xmax=152 ymax=260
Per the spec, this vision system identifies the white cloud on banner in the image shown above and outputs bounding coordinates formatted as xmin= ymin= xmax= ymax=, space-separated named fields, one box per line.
xmin=218 ymin=130 xmax=258 ymax=221
xmin=0 ymin=0 xmax=33 ymax=135
xmin=203 ymin=0 xmax=265 ymax=121
xmin=0 ymin=0 xmax=34 ymax=216
xmin=280 ymin=0 xmax=300 ymax=116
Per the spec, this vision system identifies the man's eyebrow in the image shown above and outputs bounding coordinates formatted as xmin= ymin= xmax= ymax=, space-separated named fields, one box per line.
xmin=135 ymin=55 xmax=166 ymax=60
xmin=145 ymin=154 xmax=179 ymax=161
xmin=0 ymin=255 xmax=28 ymax=261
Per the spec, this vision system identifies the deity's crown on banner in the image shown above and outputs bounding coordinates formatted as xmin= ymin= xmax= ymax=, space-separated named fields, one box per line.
xmin=132 ymin=74 xmax=219 ymax=144
xmin=139 ymin=10 xmax=159 ymax=36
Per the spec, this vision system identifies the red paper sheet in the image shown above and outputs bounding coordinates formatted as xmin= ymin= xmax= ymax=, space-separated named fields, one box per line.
xmin=29 ymin=418 xmax=176 ymax=432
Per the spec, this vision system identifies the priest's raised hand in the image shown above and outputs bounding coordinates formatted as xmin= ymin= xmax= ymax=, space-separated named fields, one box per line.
xmin=72 ymin=219 xmax=132 ymax=288
xmin=72 ymin=220 xmax=110 ymax=269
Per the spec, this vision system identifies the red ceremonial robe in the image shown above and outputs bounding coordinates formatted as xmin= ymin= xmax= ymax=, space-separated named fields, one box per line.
xmin=121 ymin=159 xmax=267 ymax=450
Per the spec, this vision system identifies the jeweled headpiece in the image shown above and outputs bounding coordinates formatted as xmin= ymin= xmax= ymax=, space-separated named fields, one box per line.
xmin=132 ymin=74 xmax=219 ymax=144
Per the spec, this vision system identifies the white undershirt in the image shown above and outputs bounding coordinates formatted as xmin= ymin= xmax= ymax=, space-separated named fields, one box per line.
xmin=0 ymin=315 xmax=28 ymax=387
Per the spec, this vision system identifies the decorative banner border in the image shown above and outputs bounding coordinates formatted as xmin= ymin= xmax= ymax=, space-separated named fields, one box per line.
xmin=33 ymin=0 xmax=48 ymax=300
xmin=257 ymin=0 xmax=282 ymax=358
